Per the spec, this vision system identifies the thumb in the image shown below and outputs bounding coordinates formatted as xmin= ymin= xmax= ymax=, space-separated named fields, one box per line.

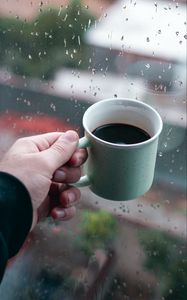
xmin=41 ymin=130 xmax=79 ymax=172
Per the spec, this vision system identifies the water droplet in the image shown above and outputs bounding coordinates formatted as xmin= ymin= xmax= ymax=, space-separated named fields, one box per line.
xmin=58 ymin=6 xmax=62 ymax=16
xmin=88 ymin=19 xmax=91 ymax=28
xmin=78 ymin=35 xmax=81 ymax=45
xmin=167 ymin=128 xmax=172 ymax=136
xmin=50 ymin=103 xmax=56 ymax=111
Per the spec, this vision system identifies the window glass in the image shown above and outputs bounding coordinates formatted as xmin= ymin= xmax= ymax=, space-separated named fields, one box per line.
xmin=0 ymin=1 xmax=186 ymax=300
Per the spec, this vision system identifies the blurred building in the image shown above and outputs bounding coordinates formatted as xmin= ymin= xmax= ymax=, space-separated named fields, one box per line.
xmin=84 ymin=0 xmax=187 ymax=190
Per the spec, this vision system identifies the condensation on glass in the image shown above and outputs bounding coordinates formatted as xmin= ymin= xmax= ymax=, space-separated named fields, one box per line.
xmin=0 ymin=1 xmax=186 ymax=299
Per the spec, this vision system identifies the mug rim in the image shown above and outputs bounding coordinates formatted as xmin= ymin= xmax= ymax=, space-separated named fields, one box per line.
xmin=82 ymin=98 xmax=163 ymax=148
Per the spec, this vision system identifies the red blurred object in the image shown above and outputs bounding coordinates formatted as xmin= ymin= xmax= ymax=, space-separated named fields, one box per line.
xmin=0 ymin=112 xmax=74 ymax=135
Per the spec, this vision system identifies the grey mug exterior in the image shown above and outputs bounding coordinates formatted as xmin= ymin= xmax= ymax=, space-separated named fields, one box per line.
xmin=76 ymin=98 xmax=163 ymax=201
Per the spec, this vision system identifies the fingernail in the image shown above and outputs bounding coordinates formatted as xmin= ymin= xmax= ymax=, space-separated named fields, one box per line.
xmin=67 ymin=192 xmax=76 ymax=204
xmin=76 ymin=155 xmax=84 ymax=166
xmin=61 ymin=131 xmax=78 ymax=142
xmin=55 ymin=209 xmax=66 ymax=219
xmin=54 ymin=169 xmax=66 ymax=181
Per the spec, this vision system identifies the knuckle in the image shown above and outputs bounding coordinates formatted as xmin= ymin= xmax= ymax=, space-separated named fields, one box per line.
xmin=52 ymin=142 xmax=69 ymax=155
xmin=15 ymin=137 xmax=32 ymax=147
xmin=14 ymin=137 xmax=26 ymax=145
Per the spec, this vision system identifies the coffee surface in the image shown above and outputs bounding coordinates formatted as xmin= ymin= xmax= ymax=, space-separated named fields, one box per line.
xmin=92 ymin=123 xmax=151 ymax=144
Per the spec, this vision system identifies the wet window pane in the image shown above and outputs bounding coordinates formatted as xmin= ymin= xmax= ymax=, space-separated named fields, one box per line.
xmin=0 ymin=1 xmax=186 ymax=300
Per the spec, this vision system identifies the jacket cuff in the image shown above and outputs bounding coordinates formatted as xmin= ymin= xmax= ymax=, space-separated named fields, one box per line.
xmin=0 ymin=171 xmax=33 ymax=258
xmin=0 ymin=233 xmax=8 ymax=283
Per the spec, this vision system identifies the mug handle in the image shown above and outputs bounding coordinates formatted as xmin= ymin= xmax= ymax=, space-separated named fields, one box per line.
xmin=72 ymin=136 xmax=91 ymax=187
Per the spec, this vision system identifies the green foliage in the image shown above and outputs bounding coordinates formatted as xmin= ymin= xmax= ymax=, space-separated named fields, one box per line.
xmin=77 ymin=210 xmax=117 ymax=256
xmin=138 ymin=229 xmax=187 ymax=300
xmin=0 ymin=0 xmax=94 ymax=79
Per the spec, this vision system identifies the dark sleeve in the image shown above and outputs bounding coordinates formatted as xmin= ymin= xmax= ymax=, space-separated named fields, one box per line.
xmin=0 ymin=172 xmax=33 ymax=283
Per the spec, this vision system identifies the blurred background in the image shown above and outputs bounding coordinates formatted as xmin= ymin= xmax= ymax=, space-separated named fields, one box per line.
xmin=0 ymin=0 xmax=186 ymax=299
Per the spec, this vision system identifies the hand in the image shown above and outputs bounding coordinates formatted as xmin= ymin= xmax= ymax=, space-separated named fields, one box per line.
xmin=0 ymin=131 xmax=87 ymax=229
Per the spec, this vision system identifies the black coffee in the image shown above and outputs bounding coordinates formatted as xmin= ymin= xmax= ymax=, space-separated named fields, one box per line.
xmin=92 ymin=123 xmax=151 ymax=144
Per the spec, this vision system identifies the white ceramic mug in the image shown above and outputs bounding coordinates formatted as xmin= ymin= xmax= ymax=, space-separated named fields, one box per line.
xmin=75 ymin=98 xmax=163 ymax=201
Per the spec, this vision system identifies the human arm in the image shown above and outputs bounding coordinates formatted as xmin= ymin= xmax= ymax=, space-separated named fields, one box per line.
xmin=0 ymin=130 xmax=87 ymax=282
